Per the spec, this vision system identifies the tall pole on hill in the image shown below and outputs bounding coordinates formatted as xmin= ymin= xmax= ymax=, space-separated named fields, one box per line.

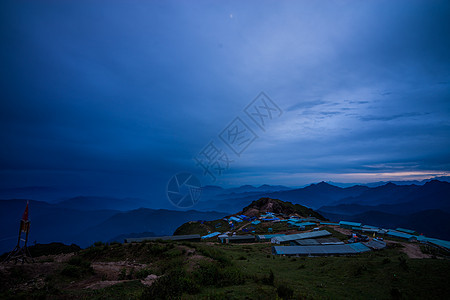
xmin=3 ymin=201 xmax=34 ymax=264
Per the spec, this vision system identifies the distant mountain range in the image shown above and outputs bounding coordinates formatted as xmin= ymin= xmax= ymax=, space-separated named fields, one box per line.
xmin=317 ymin=180 xmax=450 ymax=240
xmin=0 ymin=199 xmax=225 ymax=254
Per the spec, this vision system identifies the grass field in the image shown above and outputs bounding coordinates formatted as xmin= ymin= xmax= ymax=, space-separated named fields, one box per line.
xmin=1 ymin=239 xmax=449 ymax=299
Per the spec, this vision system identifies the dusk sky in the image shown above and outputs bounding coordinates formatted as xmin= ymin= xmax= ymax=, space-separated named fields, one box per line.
xmin=1 ymin=1 xmax=449 ymax=207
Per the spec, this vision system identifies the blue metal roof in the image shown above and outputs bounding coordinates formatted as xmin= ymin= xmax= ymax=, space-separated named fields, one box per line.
xmin=417 ymin=236 xmax=450 ymax=250
xmin=363 ymin=239 xmax=387 ymax=250
xmin=256 ymin=234 xmax=285 ymax=240
xmin=339 ymin=221 xmax=362 ymax=227
xmin=261 ymin=217 xmax=280 ymax=221
xmin=362 ymin=225 xmax=379 ymax=229
xmin=297 ymin=222 xmax=316 ymax=226
xmin=320 ymin=222 xmax=339 ymax=226
xmin=386 ymin=230 xmax=416 ymax=240
xmin=272 ymin=244 xmax=370 ymax=255
xmin=229 ymin=216 xmax=243 ymax=222
xmin=201 ymin=232 xmax=221 ymax=239
xmin=396 ymin=228 xmax=416 ymax=234
xmin=348 ymin=242 xmax=371 ymax=253
xmin=271 ymin=230 xmax=331 ymax=243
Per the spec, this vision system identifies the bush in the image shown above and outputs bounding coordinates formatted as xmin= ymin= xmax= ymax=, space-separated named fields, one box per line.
xmin=390 ymin=287 xmax=402 ymax=299
xmin=118 ymin=268 xmax=127 ymax=280
xmin=61 ymin=256 xmax=94 ymax=279
xmin=261 ymin=269 xmax=275 ymax=286
xmin=277 ymin=283 xmax=294 ymax=299
xmin=135 ymin=268 xmax=153 ymax=279
xmin=193 ymin=261 xmax=245 ymax=287
xmin=382 ymin=258 xmax=391 ymax=264
xmin=61 ymin=265 xmax=84 ymax=278
xmin=141 ymin=268 xmax=199 ymax=299
xmin=68 ymin=256 xmax=91 ymax=269
xmin=197 ymin=246 xmax=231 ymax=266
xmin=93 ymin=241 xmax=105 ymax=247
xmin=398 ymin=257 xmax=409 ymax=271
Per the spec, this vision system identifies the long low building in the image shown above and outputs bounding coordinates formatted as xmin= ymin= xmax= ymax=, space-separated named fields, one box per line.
xmin=272 ymin=243 xmax=370 ymax=256
xmin=271 ymin=230 xmax=331 ymax=244
xmin=339 ymin=221 xmax=362 ymax=229
xmin=124 ymin=234 xmax=201 ymax=243
xmin=417 ymin=236 xmax=450 ymax=251
xmin=364 ymin=239 xmax=387 ymax=250
xmin=218 ymin=235 xmax=255 ymax=244
xmin=386 ymin=230 xmax=417 ymax=241
xmin=256 ymin=234 xmax=285 ymax=241
xmin=293 ymin=237 xmax=344 ymax=246
xmin=201 ymin=232 xmax=221 ymax=239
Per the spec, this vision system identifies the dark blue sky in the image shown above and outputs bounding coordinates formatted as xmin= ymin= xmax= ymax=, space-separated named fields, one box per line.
xmin=1 ymin=1 xmax=449 ymax=207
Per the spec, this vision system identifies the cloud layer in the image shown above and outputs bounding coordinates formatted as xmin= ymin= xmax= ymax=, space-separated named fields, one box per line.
xmin=1 ymin=0 xmax=449 ymax=206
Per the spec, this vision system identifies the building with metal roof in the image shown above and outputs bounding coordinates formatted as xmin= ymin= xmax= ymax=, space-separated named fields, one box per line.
xmin=316 ymin=237 xmax=345 ymax=245
xmin=417 ymin=236 xmax=450 ymax=251
xmin=256 ymin=234 xmax=285 ymax=241
xmin=229 ymin=216 xmax=243 ymax=222
xmin=364 ymin=239 xmax=387 ymax=250
xmin=272 ymin=243 xmax=370 ymax=256
xmin=201 ymin=232 xmax=221 ymax=239
xmin=218 ymin=235 xmax=255 ymax=244
xmin=362 ymin=225 xmax=379 ymax=229
xmin=271 ymin=230 xmax=331 ymax=244
xmin=320 ymin=222 xmax=339 ymax=226
xmin=396 ymin=228 xmax=417 ymax=235
xmin=348 ymin=242 xmax=371 ymax=253
xmin=293 ymin=239 xmax=321 ymax=246
xmin=292 ymin=237 xmax=344 ymax=246
xmin=386 ymin=230 xmax=417 ymax=241
xmin=124 ymin=234 xmax=201 ymax=243
xmin=297 ymin=222 xmax=316 ymax=227
xmin=339 ymin=221 xmax=362 ymax=229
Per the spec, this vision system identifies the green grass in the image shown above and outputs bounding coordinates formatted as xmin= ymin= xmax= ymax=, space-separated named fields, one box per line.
xmin=1 ymin=239 xmax=450 ymax=299
xmin=183 ymin=243 xmax=450 ymax=299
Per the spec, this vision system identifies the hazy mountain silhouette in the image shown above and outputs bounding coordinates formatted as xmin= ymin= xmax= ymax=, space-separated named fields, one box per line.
xmin=0 ymin=199 xmax=225 ymax=254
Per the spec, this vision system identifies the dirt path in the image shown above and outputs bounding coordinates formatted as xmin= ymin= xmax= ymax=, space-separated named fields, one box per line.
xmin=385 ymin=241 xmax=432 ymax=259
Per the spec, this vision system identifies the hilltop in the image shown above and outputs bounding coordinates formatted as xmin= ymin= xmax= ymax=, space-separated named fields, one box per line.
xmin=173 ymin=198 xmax=325 ymax=236
xmin=240 ymin=197 xmax=324 ymax=219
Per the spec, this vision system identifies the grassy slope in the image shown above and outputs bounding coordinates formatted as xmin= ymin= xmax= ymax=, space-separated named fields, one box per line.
xmin=1 ymin=240 xmax=449 ymax=300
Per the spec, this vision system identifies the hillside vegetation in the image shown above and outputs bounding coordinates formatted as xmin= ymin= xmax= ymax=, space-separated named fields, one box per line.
xmin=1 ymin=240 xmax=450 ymax=299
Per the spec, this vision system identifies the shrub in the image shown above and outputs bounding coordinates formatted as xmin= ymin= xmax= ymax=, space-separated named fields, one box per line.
xmin=398 ymin=257 xmax=409 ymax=271
xmin=141 ymin=268 xmax=199 ymax=299
xmin=197 ymin=246 xmax=231 ymax=266
xmin=261 ymin=269 xmax=275 ymax=286
xmin=390 ymin=287 xmax=402 ymax=299
xmin=62 ymin=256 xmax=94 ymax=279
xmin=192 ymin=262 xmax=245 ymax=288
xmin=118 ymin=268 xmax=127 ymax=280
xmin=135 ymin=268 xmax=153 ymax=279
xmin=277 ymin=283 xmax=294 ymax=299
xmin=61 ymin=265 xmax=84 ymax=278
xmin=68 ymin=256 xmax=91 ymax=269
xmin=93 ymin=241 xmax=105 ymax=247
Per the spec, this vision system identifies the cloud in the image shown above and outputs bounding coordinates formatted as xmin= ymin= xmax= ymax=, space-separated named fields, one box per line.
xmin=0 ymin=0 xmax=449 ymax=202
